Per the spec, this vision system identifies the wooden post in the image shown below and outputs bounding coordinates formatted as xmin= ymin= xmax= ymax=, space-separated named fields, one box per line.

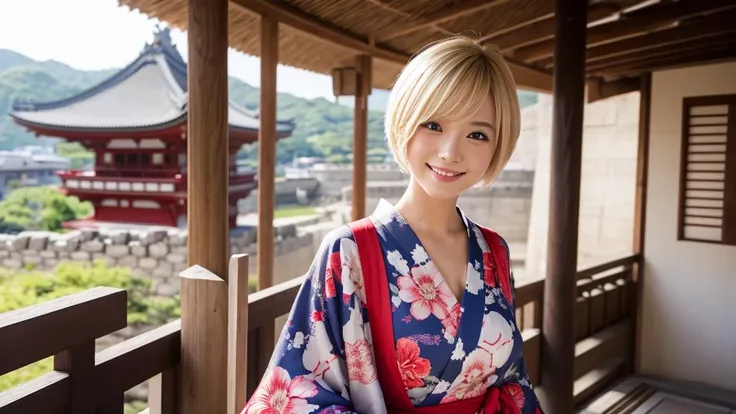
xmin=542 ymin=0 xmax=587 ymax=412
xmin=182 ymin=0 xmax=229 ymax=411
xmin=352 ymin=55 xmax=372 ymax=221
xmin=186 ymin=0 xmax=229 ymax=279
xmin=228 ymin=254 xmax=250 ymax=414
xmin=631 ymin=73 xmax=651 ymax=374
xmin=257 ymin=15 xmax=278 ymax=291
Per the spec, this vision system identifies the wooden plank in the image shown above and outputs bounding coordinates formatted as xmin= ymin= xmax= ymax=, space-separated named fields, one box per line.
xmin=147 ymin=367 xmax=178 ymax=414
xmin=589 ymin=288 xmax=606 ymax=334
xmin=574 ymin=319 xmax=631 ymax=381
xmin=228 ymin=255 xmax=249 ymax=414
xmin=587 ymin=77 xmax=640 ymax=104
xmin=248 ymin=275 xmax=305 ymax=330
xmin=0 ymin=287 xmax=126 ymax=376
xmin=186 ymin=0 xmax=230 ymax=280
xmin=179 ymin=266 xmax=228 ymax=414
xmin=723 ymin=96 xmax=736 ymax=245
xmin=94 ymin=320 xmax=181 ymax=406
xmin=576 ymin=254 xmax=639 ymax=280
xmin=521 ymin=329 xmax=541 ymax=386
xmin=604 ymin=283 xmax=621 ymax=326
xmin=0 ymin=371 xmax=69 ymax=414
xmin=541 ymin=0 xmax=587 ymax=412
xmin=55 ymin=341 xmax=95 ymax=414
xmin=514 ymin=278 xmax=544 ymax=308
xmin=257 ymin=14 xmax=279 ymax=290
xmin=514 ymin=0 xmax=736 ymax=62
xmin=352 ymin=54 xmax=370 ymax=221
xmin=573 ymin=357 xmax=626 ymax=406
xmin=576 ymin=294 xmax=590 ymax=341
xmin=95 ymin=396 xmax=123 ymax=414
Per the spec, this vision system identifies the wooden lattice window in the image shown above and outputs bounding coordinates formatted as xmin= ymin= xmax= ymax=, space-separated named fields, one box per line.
xmin=678 ymin=94 xmax=736 ymax=245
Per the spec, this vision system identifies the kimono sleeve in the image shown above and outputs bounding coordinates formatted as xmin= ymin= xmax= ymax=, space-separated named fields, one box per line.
xmin=499 ymin=240 xmax=545 ymax=414
xmin=242 ymin=226 xmax=361 ymax=414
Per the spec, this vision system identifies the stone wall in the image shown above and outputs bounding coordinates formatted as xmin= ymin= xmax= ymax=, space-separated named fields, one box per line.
xmin=0 ymin=224 xmax=322 ymax=296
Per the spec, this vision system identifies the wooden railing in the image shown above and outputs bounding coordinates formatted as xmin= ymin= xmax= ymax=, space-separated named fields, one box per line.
xmin=0 ymin=253 xmax=641 ymax=413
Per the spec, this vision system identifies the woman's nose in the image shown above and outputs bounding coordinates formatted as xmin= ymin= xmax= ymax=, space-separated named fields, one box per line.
xmin=438 ymin=135 xmax=462 ymax=163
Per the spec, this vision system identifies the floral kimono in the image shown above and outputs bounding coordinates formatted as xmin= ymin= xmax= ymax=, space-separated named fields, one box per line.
xmin=243 ymin=200 xmax=543 ymax=414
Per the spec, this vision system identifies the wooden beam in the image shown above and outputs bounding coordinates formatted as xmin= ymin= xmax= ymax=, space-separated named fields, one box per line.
xmin=352 ymin=55 xmax=371 ymax=221
xmin=542 ymin=0 xmax=587 ymax=413
xmin=187 ymin=0 xmax=229 ymax=278
xmin=537 ymin=11 xmax=736 ymax=68
xmin=514 ymin=0 xmax=736 ymax=62
xmin=484 ymin=2 xmax=621 ymax=51
xmin=230 ymin=0 xmax=406 ymax=64
xmin=230 ymin=0 xmax=553 ymax=93
xmin=592 ymin=44 xmax=736 ymax=76
xmin=227 ymin=255 xmax=249 ymax=414
xmin=586 ymin=32 xmax=736 ymax=73
xmin=257 ymin=14 xmax=278 ymax=291
xmin=376 ymin=0 xmax=510 ymax=41
xmin=586 ymin=77 xmax=640 ymax=103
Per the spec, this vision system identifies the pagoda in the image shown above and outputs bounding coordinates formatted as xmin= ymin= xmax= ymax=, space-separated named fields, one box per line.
xmin=10 ymin=28 xmax=293 ymax=229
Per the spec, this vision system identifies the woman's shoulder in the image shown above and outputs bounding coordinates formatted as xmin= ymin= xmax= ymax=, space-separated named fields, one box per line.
xmin=316 ymin=222 xmax=357 ymax=253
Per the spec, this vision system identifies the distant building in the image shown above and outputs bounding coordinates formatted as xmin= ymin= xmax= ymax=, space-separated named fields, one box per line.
xmin=9 ymin=28 xmax=293 ymax=229
xmin=0 ymin=149 xmax=70 ymax=199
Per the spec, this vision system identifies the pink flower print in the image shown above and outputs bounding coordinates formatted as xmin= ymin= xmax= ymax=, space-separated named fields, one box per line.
xmin=441 ymin=350 xmax=496 ymax=403
xmin=482 ymin=251 xmax=496 ymax=288
xmin=324 ymin=251 xmax=342 ymax=299
xmin=340 ymin=240 xmax=366 ymax=305
xmin=441 ymin=303 xmax=462 ymax=338
xmin=345 ymin=338 xmax=377 ymax=384
xmin=396 ymin=262 xmax=454 ymax=320
xmin=396 ymin=338 xmax=431 ymax=389
xmin=244 ymin=366 xmax=318 ymax=414
xmin=503 ymin=383 xmax=526 ymax=410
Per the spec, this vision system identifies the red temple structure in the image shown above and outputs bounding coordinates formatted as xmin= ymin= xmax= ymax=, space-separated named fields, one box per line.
xmin=9 ymin=28 xmax=293 ymax=229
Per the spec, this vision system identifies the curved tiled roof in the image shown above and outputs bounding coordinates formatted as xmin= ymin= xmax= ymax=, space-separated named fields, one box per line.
xmin=10 ymin=29 xmax=294 ymax=135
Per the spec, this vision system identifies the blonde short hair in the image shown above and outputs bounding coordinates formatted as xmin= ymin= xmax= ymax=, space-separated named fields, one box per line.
xmin=384 ymin=35 xmax=521 ymax=187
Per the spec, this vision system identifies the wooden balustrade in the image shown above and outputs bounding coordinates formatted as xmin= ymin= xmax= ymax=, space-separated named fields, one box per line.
xmin=0 ymin=254 xmax=642 ymax=413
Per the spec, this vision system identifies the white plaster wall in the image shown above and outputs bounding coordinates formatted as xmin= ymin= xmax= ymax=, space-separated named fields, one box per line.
xmin=524 ymin=92 xmax=640 ymax=280
xmin=641 ymin=61 xmax=736 ymax=390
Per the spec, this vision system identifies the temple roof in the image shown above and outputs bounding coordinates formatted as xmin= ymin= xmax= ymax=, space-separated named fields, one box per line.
xmin=10 ymin=28 xmax=294 ymax=135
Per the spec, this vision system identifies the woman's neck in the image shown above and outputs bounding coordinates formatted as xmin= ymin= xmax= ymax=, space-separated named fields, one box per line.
xmin=394 ymin=178 xmax=465 ymax=235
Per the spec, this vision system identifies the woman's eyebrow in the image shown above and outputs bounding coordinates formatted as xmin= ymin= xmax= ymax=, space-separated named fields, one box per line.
xmin=470 ymin=121 xmax=496 ymax=131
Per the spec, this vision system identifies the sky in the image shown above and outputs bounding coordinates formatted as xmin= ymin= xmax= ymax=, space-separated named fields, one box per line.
xmin=0 ymin=0 xmax=340 ymax=101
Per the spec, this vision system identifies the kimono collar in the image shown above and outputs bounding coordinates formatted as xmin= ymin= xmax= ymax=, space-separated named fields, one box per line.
xmin=370 ymin=198 xmax=474 ymax=238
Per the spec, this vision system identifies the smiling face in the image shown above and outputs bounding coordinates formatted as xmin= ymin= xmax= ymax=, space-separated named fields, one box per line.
xmin=405 ymin=94 xmax=497 ymax=199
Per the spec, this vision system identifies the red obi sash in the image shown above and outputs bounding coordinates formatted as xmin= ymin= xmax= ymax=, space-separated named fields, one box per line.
xmin=348 ymin=217 xmax=520 ymax=414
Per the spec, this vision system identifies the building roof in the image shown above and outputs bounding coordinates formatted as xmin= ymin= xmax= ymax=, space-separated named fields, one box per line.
xmin=117 ymin=0 xmax=736 ymax=96
xmin=10 ymin=28 xmax=294 ymax=135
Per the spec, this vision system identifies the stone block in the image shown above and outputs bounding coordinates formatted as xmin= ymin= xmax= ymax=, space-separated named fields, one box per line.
xmin=82 ymin=239 xmax=105 ymax=253
xmin=28 ymin=235 xmax=49 ymax=250
xmin=0 ymin=250 xmax=9 ymax=258
xmin=165 ymin=253 xmax=186 ymax=264
xmin=58 ymin=251 xmax=71 ymax=260
xmin=109 ymin=231 xmax=130 ymax=245
xmin=81 ymin=230 xmax=98 ymax=242
xmin=141 ymin=230 xmax=167 ymax=246
xmin=44 ymin=258 xmax=59 ymax=268
xmin=53 ymin=238 xmax=79 ymax=252
xmin=173 ymin=262 xmax=188 ymax=274
xmin=40 ymin=250 xmax=58 ymax=259
xmin=149 ymin=242 xmax=169 ymax=258
xmin=155 ymin=278 xmax=180 ymax=296
xmin=171 ymin=246 xmax=187 ymax=255
xmin=106 ymin=245 xmax=130 ymax=258
xmin=117 ymin=255 xmax=139 ymax=268
xmin=3 ymin=258 xmax=22 ymax=269
xmin=153 ymin=266 xmax=172 ymax=279
xmin=10 ymin=235 xmax=29 ymax=251
xmin=21 ymin=249 xmax=38 ymax=257
xmin=166 ymin=230 xmax=187 ymax=247
xmin=156 ymin=261 xmax=173 ymax=272
xmin=93 ymin=253 xmax=116 ymax=267
xmin=22 ymin=255 xmax=42 ymax=266
xmin=129 ymin=242 xmax=147 ymax=257
xmin=0 ymin=234 xmax=14 ymax=250
xmin=139 ymin=257 xmax=158 ymax=270
xmin=70 ymin=251 xmax=91 ymax=261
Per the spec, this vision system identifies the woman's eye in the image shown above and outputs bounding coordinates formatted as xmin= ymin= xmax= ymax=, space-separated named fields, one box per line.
xmin=423 ymin=122 xmax=442 ymax=132
xmin=469 ymin=131 xmax=489 ymax=141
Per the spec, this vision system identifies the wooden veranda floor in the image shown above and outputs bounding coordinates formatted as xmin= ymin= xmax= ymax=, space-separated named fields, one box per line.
xmin=579 ymin=376 xmax=736 ymax=414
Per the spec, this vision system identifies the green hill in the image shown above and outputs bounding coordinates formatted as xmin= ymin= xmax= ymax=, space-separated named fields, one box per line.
xmin=0 ymin=49 xmax=537 ymax=166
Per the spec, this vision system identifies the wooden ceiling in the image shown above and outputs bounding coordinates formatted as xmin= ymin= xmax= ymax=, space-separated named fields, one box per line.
xmin=118 ymin=0 xmax=736 ymax=96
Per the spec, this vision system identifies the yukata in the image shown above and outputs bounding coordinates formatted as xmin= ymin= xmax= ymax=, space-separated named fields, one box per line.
xmin=243 ymin=200 xmax=543 ymax=414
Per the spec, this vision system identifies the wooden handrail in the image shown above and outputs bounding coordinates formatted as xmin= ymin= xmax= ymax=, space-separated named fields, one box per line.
xmin=247 ymin=275 xmax=305 ymax=331
xmin=0 ymin=287 xmax=127 ymax=376
xmin=576 ymin=253 xmax=640 ymax=280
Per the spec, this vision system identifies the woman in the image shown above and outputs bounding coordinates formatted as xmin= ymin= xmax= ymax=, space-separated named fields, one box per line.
xmin=243 ymin=36 xmax=543 ymax=414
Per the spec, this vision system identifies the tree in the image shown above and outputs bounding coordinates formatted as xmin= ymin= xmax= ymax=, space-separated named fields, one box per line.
xmin=0 ymin=186 xmax=92 ymax=232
